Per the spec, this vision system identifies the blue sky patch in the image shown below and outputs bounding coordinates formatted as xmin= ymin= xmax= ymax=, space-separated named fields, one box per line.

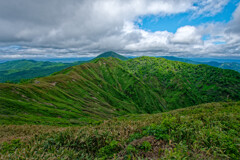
xmin=136 ymin=0 xmax=239 ymax=33
xmin=213 ymin=41 xmax=226 ymax=45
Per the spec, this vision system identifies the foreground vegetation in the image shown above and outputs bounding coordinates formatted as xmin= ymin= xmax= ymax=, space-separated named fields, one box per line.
xmin=0 ymin=101 xmax=239 ymax=159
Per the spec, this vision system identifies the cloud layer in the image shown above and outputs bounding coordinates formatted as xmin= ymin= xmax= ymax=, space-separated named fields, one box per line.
xmin=0 ymin=0 xmax=239 ymax=58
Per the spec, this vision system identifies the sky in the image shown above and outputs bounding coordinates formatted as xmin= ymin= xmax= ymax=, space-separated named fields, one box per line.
xmin=0 ymin=0 xmax=239 ymax=59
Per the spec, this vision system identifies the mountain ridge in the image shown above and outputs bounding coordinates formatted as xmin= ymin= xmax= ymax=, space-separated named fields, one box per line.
xmin=1 ymin=52 xmax=239 ymax=83
xmin=0 ymin=51 xmax=129 ymax=83
xmin=0 ymin=56 xmax=239 ymax=125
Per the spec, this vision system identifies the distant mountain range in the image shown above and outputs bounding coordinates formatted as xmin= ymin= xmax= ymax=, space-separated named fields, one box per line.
xmin=0 ymin=52 xmax=239 ymax=83
xmin=160 ymin=56 xmax=240 ymax=72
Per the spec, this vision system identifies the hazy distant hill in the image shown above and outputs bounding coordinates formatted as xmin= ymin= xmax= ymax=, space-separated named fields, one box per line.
xmin=95 ymin=51 xmax=129 ymax=60
xmin=161 ymin=56 xmax=240 ymax=72
xmin=205 ymin=61 xmax=240 ymax=72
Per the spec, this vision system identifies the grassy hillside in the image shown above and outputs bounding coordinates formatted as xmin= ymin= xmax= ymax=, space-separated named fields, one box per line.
xmin=0 ymin=52 xmax=129 ymax=83
xmin=1 ymin=101 xmax=239 ymax=159
xmin=0 ymin=57 xmax=239 ymax=126
xmin=125 ymin=57 xmax=240 ymax=109
xmin=0 ymin=58 xmax=165 ymax=125
xmin=1 ymin=54 xmax=238 ymax=84
xmin=0 ymin=60 xmax=84 ymax=83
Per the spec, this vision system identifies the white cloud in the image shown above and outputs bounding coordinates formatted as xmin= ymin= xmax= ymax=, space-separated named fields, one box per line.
xmin=226 ymin=3 xmax=240 ymax=35
xmin=171 ymin=26 xmax=202 ymax=44
xmin=0 ymin=0 xmax=239 ymax=58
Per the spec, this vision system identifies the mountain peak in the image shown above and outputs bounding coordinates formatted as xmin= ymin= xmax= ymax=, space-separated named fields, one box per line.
xmin=95 ymin=51 xmax=129 ymax=60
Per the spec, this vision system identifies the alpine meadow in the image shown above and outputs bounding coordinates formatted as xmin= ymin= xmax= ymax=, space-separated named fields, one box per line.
xmin=0 ymin=1 xmax=240 ymax=160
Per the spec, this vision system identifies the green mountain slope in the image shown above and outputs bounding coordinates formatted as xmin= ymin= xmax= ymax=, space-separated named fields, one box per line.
xmin=0 ymin=60 xmax=84 ymax=83
xmin=0 ymin=57 xmax=239 ymax=125
xmin=95 ymin=51 xmax=129 ymax=60
xmin=125 ymin=57 xmax=240 ymax=109
xmin=1 ymin=54 xmax=238 ymax=84
xmin=1 ymin=101 xmax=239 ymax=159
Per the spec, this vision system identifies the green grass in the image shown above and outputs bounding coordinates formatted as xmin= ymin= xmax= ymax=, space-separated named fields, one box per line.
xmin=0 ymin=57 xmax=239 ymax=126
xmin=0 ymin=56 xmax=239 ymax=159
xmin=125 ymin=57 xmax=240 ymax=109
xmin=0 ymin=101 xmax=239 ymax=159
xmin=0 ymin=52 xmax=129 ymax=83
